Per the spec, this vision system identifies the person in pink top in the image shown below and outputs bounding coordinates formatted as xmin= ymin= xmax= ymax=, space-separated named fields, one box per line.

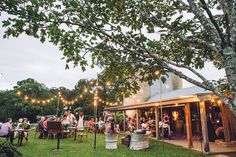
xmin=42 ymin=117 xmax=48 ymax=137
xmin=0 ymin=118 xmax=14 ymax=144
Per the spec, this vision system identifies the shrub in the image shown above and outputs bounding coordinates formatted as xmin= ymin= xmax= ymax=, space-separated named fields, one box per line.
xmin=0 ymin=139 xmax=22 ymax=157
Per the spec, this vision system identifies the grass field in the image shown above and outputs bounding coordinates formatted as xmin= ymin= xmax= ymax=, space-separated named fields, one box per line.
xmin=16 ymin=131 xmax=206 ymax=157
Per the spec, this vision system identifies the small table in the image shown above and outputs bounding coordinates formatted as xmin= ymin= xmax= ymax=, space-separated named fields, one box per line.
xmin=13 ymin=128 xmax=30 ymax=146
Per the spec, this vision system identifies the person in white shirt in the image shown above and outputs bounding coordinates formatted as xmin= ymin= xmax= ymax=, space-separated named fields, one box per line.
xmin=77 ymin=112 xmax=84 ymax=131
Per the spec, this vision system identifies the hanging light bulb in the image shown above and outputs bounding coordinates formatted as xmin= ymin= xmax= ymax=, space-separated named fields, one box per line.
xmin=155 ymin=70 xmax=160 ymax=75
xmin=106 ymin=81 xmax=111 ymax=86
xmin=24 ymin=96 xmax=29 ymax=100
xmin=16 ymin=91 xmax=21 ymax=95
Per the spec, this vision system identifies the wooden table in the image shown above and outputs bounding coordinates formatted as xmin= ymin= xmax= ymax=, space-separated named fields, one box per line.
xmin=13 ymin=128 xmax=30 ymax=146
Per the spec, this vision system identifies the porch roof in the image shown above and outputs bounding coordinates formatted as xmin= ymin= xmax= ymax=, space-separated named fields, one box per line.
xmin=105 ymin=86 xmax=213 ymax=111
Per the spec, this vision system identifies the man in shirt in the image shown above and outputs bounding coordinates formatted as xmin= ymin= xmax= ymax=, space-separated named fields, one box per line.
xmin=0 ymin=118 xmax=14 ymax=144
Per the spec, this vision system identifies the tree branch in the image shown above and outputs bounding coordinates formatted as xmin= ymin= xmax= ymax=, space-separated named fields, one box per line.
xmin=199 ymin=0 xmax=226 ymax=46
xmin=187 ymin=0 xmax=222 ymax=48
xmin=181 ymin=36 xmax=220 ymax=52
xmin=161 ymin=58 xmax=208 ymax=82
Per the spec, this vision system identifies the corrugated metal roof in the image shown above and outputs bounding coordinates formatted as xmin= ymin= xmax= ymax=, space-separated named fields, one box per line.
xmin=147 ymin=86 xmax=212 ymax=102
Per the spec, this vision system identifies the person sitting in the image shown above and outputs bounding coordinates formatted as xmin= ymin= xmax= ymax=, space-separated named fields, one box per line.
xmin=0 ymin=118 xmax=14 ymax=144
xmin=22 ymin=118 xmax=30 ymax=141
xmin=106 ymin=121 xmax=120 ymax=134
xmin=87 ymin=117 xmax=95 ymax=133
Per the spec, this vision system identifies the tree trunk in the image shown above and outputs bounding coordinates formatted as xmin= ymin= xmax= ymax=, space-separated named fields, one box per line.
xmin=223 ymin=47 xmax=236 ymax=116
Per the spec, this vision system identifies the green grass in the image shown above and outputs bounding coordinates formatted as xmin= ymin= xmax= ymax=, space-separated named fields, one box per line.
xmin=16 ymin=131 xmax=206 ymax=157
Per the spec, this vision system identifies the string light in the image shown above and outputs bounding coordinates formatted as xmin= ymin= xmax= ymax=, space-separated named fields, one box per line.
xmin=16 ymin=91 xmax=21 ymax=95
xmin=106 ymin=81 xmax=111 ymax=86
xmin=31 ymin=99 xmax=36 ymax=103
xmin=84 ymin=88 xmax=88 ymax=93
xmin=155 ymin=70 xmax=160 ymax=75
xmin=24 ymin=96 xmax=29 ymax=100
xmin=15 ymin=79 xmax=121 ymax=106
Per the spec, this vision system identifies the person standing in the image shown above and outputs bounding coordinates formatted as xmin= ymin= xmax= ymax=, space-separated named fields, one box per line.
xmin=77 ymin=112 xmax=84 ymax=131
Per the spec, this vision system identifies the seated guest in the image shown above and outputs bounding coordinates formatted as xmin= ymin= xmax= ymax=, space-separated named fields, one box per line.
xmin=22 ymin=118 xmax=30 ymax=141
xmin=134 ymin=123 xmax=146 ymax=134
xmin=61 ymin=115 xmax=70 ymax=129
xmin=0 ymin=118 xmax=14 ymax=144
xmin=87 ymin=117 xmax=94 ymax=132
xmin=106 ymin=121 xmax=120 ymax=134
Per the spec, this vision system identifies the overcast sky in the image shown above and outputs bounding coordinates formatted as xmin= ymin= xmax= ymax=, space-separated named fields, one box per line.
xmin=0 ymin=29 xmax=102 ymax=90
xmin=0 ymin=19 xmax=226 ymax=90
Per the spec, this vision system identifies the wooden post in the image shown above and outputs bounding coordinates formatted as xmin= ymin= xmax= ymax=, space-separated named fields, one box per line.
xmin=199 ymin=101 xmax=210 ymax=153
xmin=220 ymin=104 xmax=231 ymax=142
xmin=155 ymin=107 xmax=160 ymax=140
xmin=136 ymin=109 xmax=140 ymax=129
xmin=123 ymin=110 xmax=126 ymax=131
xmin=185 ymin=103 xmax=193 ymax=148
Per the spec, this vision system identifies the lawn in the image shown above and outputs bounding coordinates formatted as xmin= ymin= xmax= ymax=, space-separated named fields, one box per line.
xmin=16 ymin=131 xmax=206 ymax=157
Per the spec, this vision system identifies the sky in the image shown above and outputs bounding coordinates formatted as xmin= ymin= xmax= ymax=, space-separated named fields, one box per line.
xmin=0 ymin=17 xmax=226 ymax=91
xmin=0 ymin=30 xmax=101 ymax=90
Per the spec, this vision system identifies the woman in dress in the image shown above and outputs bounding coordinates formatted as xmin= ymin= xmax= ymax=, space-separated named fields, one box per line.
xmin=77 ymin=112 xmax=84 ymax=131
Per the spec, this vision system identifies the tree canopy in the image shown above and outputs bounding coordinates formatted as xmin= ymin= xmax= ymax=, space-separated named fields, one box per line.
xmin=1 ymin=0 xmax=236 ymax=115
xmin=0 ymin=77 xmax=120 ymax=121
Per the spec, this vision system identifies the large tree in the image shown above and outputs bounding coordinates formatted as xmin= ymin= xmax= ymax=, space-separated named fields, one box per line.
xmin=1 ymin=0 xmax=236 ymax=115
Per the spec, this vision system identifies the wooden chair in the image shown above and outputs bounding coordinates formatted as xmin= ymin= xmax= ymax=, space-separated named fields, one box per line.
xmin=77 ymin=127 xmax=88 ymax=142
